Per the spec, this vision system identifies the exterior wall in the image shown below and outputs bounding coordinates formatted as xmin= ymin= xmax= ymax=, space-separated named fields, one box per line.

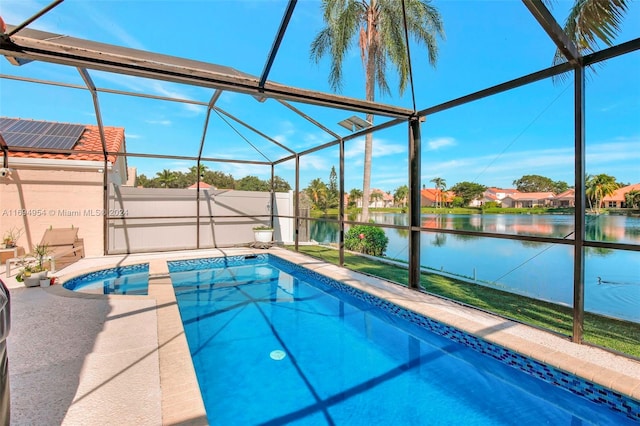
xmin=0 ymin=167 xmax=104 ymax=256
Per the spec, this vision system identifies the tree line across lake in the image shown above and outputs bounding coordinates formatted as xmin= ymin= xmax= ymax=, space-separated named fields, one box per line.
xmin=136 ymin=166 xmax=639 ymax=213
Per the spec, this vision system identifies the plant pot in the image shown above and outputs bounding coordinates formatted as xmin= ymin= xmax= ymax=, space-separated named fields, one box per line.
xmin=253 ymin=229 xmax=273 ymax=243
xmin=40 ymin=279 xmax=50 ymax=287
xmin=24 ymin=276 xmax=40 ymax=288
xmin=24 ymin=271 xmax=48 ymax=288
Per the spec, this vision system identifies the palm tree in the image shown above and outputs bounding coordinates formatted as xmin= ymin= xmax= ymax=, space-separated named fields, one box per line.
xmin=349 ymin=188 xmax=363 ymax=208
xmin=370 ymin=190 xmax=384 ymax=207
xmin=625 ymin=190 xmax=640 ymax=209
xmin=311 ymin=0 xmax=444 ymax=222
xmin=393 ymin=185 xmax=409 ymax=208
xmin=549 ymin=0 xmax=630 ymax=76
xmin=430 ymin=177 xmax=446 ymax=209
xmin=306 ymin=178 xmax=328 ymax=210
xmin=155 ymin=169 xmax=177 ymax=188
xmin=586 ymin=173 xmax=619 ymax=214
xmin=188 ymin=164 xmax=209 ymax=182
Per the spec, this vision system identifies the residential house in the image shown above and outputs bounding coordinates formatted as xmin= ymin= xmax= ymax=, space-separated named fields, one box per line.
xmin=420 ymin=188 xmax=453 ymax=207
xmin=355 ymin=189 xmax=394 ymax=208
xmin=480 ymin=187 xmax=521 ymax=206
xmin=552 ymin=189 xmax=575 ymax=207
xmin=0 ymin=117 xmax=127 ymax=256
xmin=369 ymin=189 xmax=394 ymax=208
xmin=501 ymin=192 xmax=555 ymax=208
xmin=601 ymin=183 xmax=640 ymax=208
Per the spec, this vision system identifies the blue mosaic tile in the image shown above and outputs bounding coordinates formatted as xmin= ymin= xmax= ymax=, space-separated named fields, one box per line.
xmin=64 ymin=263 xmax=149 ymax=291
xmin=168 ymin=254 xmax=268 ymax=273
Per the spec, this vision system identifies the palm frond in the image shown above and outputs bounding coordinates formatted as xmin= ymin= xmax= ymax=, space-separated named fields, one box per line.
xmin=551 ymin=0 xmax=629 ymax=83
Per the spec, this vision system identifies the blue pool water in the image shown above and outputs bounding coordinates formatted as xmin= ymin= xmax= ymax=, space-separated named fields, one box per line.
xmin=169 ymin=255 xmax=639 ymax=425
xmin=63 ymin=264 xmax=149 ymax=295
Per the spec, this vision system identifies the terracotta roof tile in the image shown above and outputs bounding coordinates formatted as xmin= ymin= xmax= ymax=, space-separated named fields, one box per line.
xmin=602 ymin=183 xmax=640 ymax=202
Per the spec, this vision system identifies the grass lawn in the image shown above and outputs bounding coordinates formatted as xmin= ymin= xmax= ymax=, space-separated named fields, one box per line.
xmin=287 ymin=245 xmax=640 ymax=359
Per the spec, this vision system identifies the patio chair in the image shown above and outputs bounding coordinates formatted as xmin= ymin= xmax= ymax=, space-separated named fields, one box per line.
xmin=40 ymin=227 xmax=85 ymax=271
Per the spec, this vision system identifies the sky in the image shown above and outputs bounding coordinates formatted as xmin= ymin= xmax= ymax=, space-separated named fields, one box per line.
xmin=0 ymin=0 xmax=639 ymax=194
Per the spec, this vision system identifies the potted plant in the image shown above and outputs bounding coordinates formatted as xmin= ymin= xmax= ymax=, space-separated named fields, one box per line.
xmin=20 ymin=264 xmax=41 ymax=288
xmin=2 ymin=227 xmax=23 ymax=249
xmin=20 ymin=244 xmax=50 ymax=288
xmin=252 ymin=225 xmax=274 ymax=243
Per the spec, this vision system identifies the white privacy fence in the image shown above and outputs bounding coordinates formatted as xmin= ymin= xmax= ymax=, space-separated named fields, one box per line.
xmin=107 ymin=185 xmax=295 ymax=254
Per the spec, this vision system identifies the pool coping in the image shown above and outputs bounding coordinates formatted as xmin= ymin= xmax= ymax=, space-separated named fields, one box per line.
xmin=27 ymin=247 xmax=640 ymax=423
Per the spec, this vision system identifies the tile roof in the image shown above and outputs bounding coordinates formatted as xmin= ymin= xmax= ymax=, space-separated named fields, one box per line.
xmin=602 ymin=183 xmax=640 ymax=202
xmin=554 ymin=188 xmax=575 ymax=199
xmin=372 ymin=188 xmax=394 ymax=201
xmin=4 ymin=121 xmax=125 ymax=164
xmin=188 ymin=182 xmax=214 ymax=189
xmin=420 ymin=188 xmax=454 ymax=202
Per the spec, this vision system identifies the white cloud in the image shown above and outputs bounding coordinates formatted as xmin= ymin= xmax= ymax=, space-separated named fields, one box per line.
xmin=426 ymin=137 xmax=456 ymax=151
xmin=145 ymin=119 xmax=172 ymax=126
xmin=420 ymin=137 xmax=640 ymax=186
xmin=344 ymin=138 xmax=405 ymax=159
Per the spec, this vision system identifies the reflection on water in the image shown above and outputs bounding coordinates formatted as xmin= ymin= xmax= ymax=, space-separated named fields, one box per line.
xmin=309 ymin=213 xmax=640 ymax=323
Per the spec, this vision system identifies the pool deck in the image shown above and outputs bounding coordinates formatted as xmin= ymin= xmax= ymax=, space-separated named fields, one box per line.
xmin=3 ymin=247 xmax=640 ymax=424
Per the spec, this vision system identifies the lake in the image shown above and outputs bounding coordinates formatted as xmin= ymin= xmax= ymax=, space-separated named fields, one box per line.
xmin=310 ymin=213 xmax=640 ymax=323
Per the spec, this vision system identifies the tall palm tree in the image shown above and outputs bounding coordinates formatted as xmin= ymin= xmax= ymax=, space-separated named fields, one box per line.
xmin=549 ymin=0 xmax=630 ymax=73
xmin=311 ymin=0 xmax=444 ymax=222
xmin=430 ymin=177 xmax=446 ymax=209
xmin=586 ymin=173 xmax=619 ymax=214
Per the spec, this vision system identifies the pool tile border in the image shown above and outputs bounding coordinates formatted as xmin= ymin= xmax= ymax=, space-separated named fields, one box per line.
xmin=63 ymin=262 xmax=150 ymax=291
xmin=167 ymin=253 xmax=639 ymax=423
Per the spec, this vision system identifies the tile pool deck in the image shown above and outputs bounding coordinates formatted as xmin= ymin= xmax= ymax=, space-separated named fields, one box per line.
xmin=3 ymin=247 xmax=640 ymax=424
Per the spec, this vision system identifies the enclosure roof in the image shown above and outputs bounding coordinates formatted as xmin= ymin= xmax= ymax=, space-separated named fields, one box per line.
xmin=0 ymin=25 xmax=414 ymax=119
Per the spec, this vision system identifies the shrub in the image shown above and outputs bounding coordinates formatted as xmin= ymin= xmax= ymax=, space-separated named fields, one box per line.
xmin=344 ymin=225 xmax=389 ymax=256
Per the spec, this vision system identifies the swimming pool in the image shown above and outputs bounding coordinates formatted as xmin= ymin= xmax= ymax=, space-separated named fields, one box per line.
xmin=63 ymin=264 xmax=149 ymax=295
xmin=169 ymin=255 xmax=639 ymax=425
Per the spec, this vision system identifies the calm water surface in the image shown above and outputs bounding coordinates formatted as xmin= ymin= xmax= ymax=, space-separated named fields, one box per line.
xmin=310 ymin=213 xmax=640 ymax=323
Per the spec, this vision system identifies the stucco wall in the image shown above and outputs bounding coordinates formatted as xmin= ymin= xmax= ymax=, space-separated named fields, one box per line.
xmin=0 ymin=168 xmax=105 ymax=257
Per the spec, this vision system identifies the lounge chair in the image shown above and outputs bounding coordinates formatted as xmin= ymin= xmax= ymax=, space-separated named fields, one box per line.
xmin=5 ymin=227 xmax=85 ymax=277
xmin=39 ymin=227 xmax=85 ymax=271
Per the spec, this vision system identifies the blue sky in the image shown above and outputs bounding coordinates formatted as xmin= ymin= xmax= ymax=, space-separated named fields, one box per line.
xmin=1 ymin=0 xmax=638 ymax=193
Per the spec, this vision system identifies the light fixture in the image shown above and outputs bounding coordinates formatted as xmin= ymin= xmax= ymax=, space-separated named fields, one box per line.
xmin=338 ymin=115 xmax=372 ymax=132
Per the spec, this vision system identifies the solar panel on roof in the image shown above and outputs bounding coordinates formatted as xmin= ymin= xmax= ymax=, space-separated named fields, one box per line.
xmin=0 ymin=117 xmax=86 ymax=150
